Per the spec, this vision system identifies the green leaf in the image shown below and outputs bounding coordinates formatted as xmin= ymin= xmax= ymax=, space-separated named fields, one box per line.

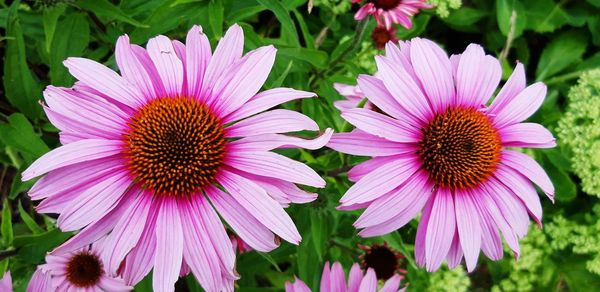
xmin=536 ymin=31 xmax=587 ymax=81
xmin=0 ymin=113 xmax=50 ymax=165
xmin=3 ymin=1 xmax=43 ymax=120
xmin=16 ymin=229 xmax=71 ymax=264
xmin=18 ymin=200 xmax=44 ymax=234
xmin=292 ymin=9 xmax=315 ymax=49
xmin=277 ymin=48 xmax=328 ymax=69
xmin=444 ymin=7 xmax=488 ymax=27
xmin=208 ymin=0 xmax=224 ymax=39
xmin=588 ymin=16 xmax=600 ymax=46
xmin=1 ymin=199 xmax=13 ymax=247
xmin=49 ymin=13 xmax=90 ymax=86
xmin=76 ymin=0 xmax=148 ymax=27
xmin=256 ymin=0 xmax=300 ymax=46
xmin=42 ymin=4 xmax=66 ymax=54
xmin=130 ymin=2 xmax=205 ymax=43
xmin=310 ymin=211 xmax=326 ymax=261
xmin=523 ymin=0 xmax=570 ymax=33
xmin=540 ymin=153 xmax=577 ymax=202
xmin=496 ymin=0 xmax=526 ymax=38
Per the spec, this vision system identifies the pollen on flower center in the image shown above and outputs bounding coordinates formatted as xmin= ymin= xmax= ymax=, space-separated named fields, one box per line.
xmin=66 ymin=252 xmax=103 ymax=288
xmin=124 ymin=97 xmax=226 ymax=196
xmin=367 ymin=0 xmax=401 ymax=10
xmin=418 ymin=107 xmax=501 ymax=190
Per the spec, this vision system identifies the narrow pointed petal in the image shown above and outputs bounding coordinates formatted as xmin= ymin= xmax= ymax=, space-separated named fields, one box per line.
xmin=502 ymin=150 xmax=555 ymax=201
xmin=454 ymin=189 xmax=482 ymax=272
xmin=153 ymin=199 xmax=184 ymax=292
xmin=425 ymin=188 xmax=456 ymax=272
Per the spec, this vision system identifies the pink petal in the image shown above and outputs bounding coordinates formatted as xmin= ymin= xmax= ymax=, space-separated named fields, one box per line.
xmin=454 ymin=189 xmax=481 ymax=272
xmin=493 ymin=82 xmax=547 ymax=128
xmin=347 ymin=155 xmax=400 ymax=182
xmin=483 ymin=178 xmax=530 ymax=238
xmin=355 ymin=170 xmax=431 ymax=228
xmin=122 ymin=198 xmax=158 ymax=285
xmin=500 ymin=122 xmax=556 ymax=148
xmin=488 ymin=62 xmax=526 ymax=115
xmin=43 ymin=106 xmax=112 ymax=142
xmin=494 ymin=165 xmax=543 ymax=225
xmin=217 ymin=169 xmax=301 ymax=244
xmin=211 ymin=45 xmax=276 ymax=116
xmin=415 ymin=197 xmax=434 ymax=267
xmin=456 ymin=44 xmax=501 ymax=107
xmin=98 ymin=276 xmax=132 ymax=292
xmin=330 ymin=262 xmax=347 ymax=292
xmin=410 ymin=38 xmax=455 ymax=113
xmin=52 ymin=188 xmax=136 ymax=255
xmin=320 ymin=262 xmax=331 ymax=292
xmin=102 ymin=193 xmax=153 ymax=274
xmin=153 ymin=198 xmax=184 ymax=292
xmin=327 ymin=130 xmax=415 ymax=157
xmin=425 ymin=188 xmax=456 ymax=272
xmin=341 ymin=108 xmax=421 ymax=143
xmin=63 ymin=57 xmax=143 ymax=108
xmin=446 ymin=228 xmax=463 ymax=269
xmin=347 ymin=263 xmax=363 ymax=292
xmin=202 ymin=24 xmax=243 ymax=101
xmin=243 ymin=173 xmax=318 ymax=205
xmin=206 ymin=185 xmax=278 ymax=252
xmin=502 ymin=150 xmax=555 ymax=201
xmin=191 ymin=195 xmax=237 ymax=280
xmin=385 ymin=41 xmax=418 ymax=80
xmin=226 ymin=151 xmax=325 ymax=187
xmin=340 ymin=156 xmax=419 ymax=206
xmin=358 ymin=268 xmax=377 ymax=292
xmin=374 ymin=55 xmax=432 ymax=123
xmin=27 ymin=268 xmax=52 ymax=292
xmin=116 ymin=35 xmax=158 ymax=100
xmin=57 ymin=171 xmax=132 ymax=231
xmin=229 ymin=128 xmax=333 ymax=151
xmin=472 ymin=190 xmax=503 ymax=261
xmin=224 ymin=88 xmax=315 ymax=123
xmin=146 ymin=35 xmax=184 ymax=97
xmin=185 ymin=25 xmax=211 ymax=99
xmin=22 ymin=139 xmax=123 ymax=181
xmin=29 ymin=157 xmax=123 ymax=200
xmin=179 ymin=198 xmax=224 ymax=291
xmin=130 ymin=44 xmax=167 ymax=97
xmin=226 ymin=109 xmax=318 ymax=138
xmin=357 ymin=74 xmax=416 ymax=124
xmin=380 ymin=274 xmax=402 ymax=292
xmin=476 ymin=185 xmax=521 ymax=258
xmin=285 ymin=277 xmax=311 ymax=292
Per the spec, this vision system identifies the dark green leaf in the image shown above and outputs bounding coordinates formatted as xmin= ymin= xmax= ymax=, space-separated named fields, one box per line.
xmin=310 ymin=211 xmax=326 ymax=261
xmin=76 ymin=0 xmax=148 ymax=27
xmin=256 ymin=0 xmax=300 ymax=46
xmin=523 ymin=0 xmax=570 ymax=33
xmin=536 ymin=31 xmax=587 ymax=81
xmin=277 ymin=48 xmax=328 ymax=69
xmin=1 ymin=199 xmax=13 ymax=247
xmin=17 ymin=200 xmax=44 ymax=234
xmin=49 ymin=13 xmax=90 ymax=86
xmin=208 ymin=0 xmax=224 ymax=39
xmin=0 ymin=113 xmax=50 ymax=165
xmin=444 ymin=7 xmax=488 ymax=27
xmin=42 ymin=4 xmax=66 ymax=54
xmin=496 ymin=0 xmax=526 ymax=38
xmin=15 ymin=229 xmax=71 ymax=264
xmin=3 ymin=1 xmax=43 ymax=120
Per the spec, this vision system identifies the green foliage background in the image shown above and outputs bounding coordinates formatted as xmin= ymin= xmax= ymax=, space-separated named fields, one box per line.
xmin=1 ymin=0 xmax=600 ymax=290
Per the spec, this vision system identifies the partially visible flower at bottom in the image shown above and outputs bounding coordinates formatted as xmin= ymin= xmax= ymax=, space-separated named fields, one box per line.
xmin=359 ymin=242 xmax=406 ymax=280
xmin=285 ymin=261 xmax=404 ymax=292
xmin=371 ymin=26 xmax=398 ymax=50
xmin=230 ymin=234 xmax=254 ymax=254
xmin=27 ymin=245 xmax=132 ymax=291
xmin=1 ymin=271 xmax=12 ymax=292
xmin=353 ymin=0 xmax=433 ymax=29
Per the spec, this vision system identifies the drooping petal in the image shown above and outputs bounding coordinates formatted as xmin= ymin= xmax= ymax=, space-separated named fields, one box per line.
xmin=488 ymin=62 xmax=526 ymax=114
xmin=229 ymin=128 xmax=333 ymax=151
xmin=502 ymin=150 xmax=555 ymax=201
xmin=153 ymin=198 xmax=184 ymax=292
xmin=122 ymin=196 xmax=158 ymax=285
xmin=425 ymin=188 xmax=456 ymax=272
xmin=494 ymin=165 xmax=543 ymax=225
xmin=454 ymin=189 xmax=481 ymax=272
xmin=493 ymin=82 xmax=547 ymax=127
xmin=224 ymin=88 xmax=315 ymax=123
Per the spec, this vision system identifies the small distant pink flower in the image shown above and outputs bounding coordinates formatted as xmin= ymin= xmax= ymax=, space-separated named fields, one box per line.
xmin=27 ymin=245 xmax=131 ymax=291
xmin=353 ymin=0 xmax=432 ymax=29
xmin=23 ymin=24 xmax=331 ymax=292
xmin=285 ymin=262 xmax=404 ymax=292
xmin=372 ymin=26 xmax=399 ymax=50
xmin=328 ymin=38 xmax=555 ymax=272
xmin=1 ymin=271 xmax=12 ymax=292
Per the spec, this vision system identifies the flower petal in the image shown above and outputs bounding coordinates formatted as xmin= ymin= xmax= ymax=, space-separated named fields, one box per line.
xmin=341 ymin=108 xmax=421 ymax=143
xmin=488 ymin=62 xmax=526 ymax=115
xmin=493 ymin=82 xmax=547 ymax=128
xmin=425 ymin=188 xmax=456 ymax=272
xmin=185 ymin=25 xmax=212 ymax=99
xmin=502 ymin=150 xmax=555 ymax=201
xmin=224 ymin=88 xmax=315 ymax=123
xmin=327 ymin=130 xmax=415 ymax=157
xmin=153 ymin=198 xmax=184 ymax=292
xmin=454 ymin=189 xmax=481 ymax=272
xmin=229 ymin=128 xmax=333 ymax=151
xmin=147 ymin=35 xmax=184 ymax=97
xmin=226 ymin=109 xmax=318 ymax=138
xmin=500 ymin=123 xmax=556 ymax=148
xmin=202 ymin=24 xmax=243 ymax=101
xmin=456 ymin=44 xmax=501 ymax=107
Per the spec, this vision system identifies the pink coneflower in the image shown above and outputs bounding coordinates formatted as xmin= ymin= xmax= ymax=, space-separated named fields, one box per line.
xmin=328 ymin=39 xmax=555 ymax=272
xmin=371 ymin=26 xmax=398 ymax=50
xmin=23 ymin=24 xmax=331 ymax=291
xmin=1 ymin=271 xmax=11 ymax=292
xmin=353 ymin=0 xmax=432 ymax=29
xmin=285 ymin=262 xmax=404 ymax=292
xmin=27 ymin=245 xmax=131 ymax=291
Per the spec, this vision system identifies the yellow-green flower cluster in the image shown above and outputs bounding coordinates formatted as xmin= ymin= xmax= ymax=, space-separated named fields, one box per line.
xmin=557 ymin=70 xmax=600 ymax=197
xmin=427 ymin=0 xmax=462 ymax=18
xmin=427 ymin=266 xmax=471 ymax=292
xmin=312 ymin=0 xmax=352 ymax=14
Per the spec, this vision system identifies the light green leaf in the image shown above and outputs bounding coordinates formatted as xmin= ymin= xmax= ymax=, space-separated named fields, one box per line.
xmin=49 ymin=13 xmax=90 ymax=86
xmin=257 ymin=0 xmax=300 ymax=46
xmin=208 ymin=0 xmax=224 ymax=39
xmin=42 ymin=4 xmax=66 ymax=54
xmin=0 ymin=113 xmax=50 ymax=165
xmin=277 ymin=48 xmax=328 ymax=69
xmin=523 ymin=0 xmax=570 ymax=33
xmin=536 ymin=31 xmax=587 ymax=81
xmin=496 ymin=0 xmax=526 ymax=38
xmin=1 ymin=199 xmax=13 ymax=247
xmin=18 ymin=200 xmax=44 ymax=234
xmin=444 ymin=7 xmax=488 ymax=27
